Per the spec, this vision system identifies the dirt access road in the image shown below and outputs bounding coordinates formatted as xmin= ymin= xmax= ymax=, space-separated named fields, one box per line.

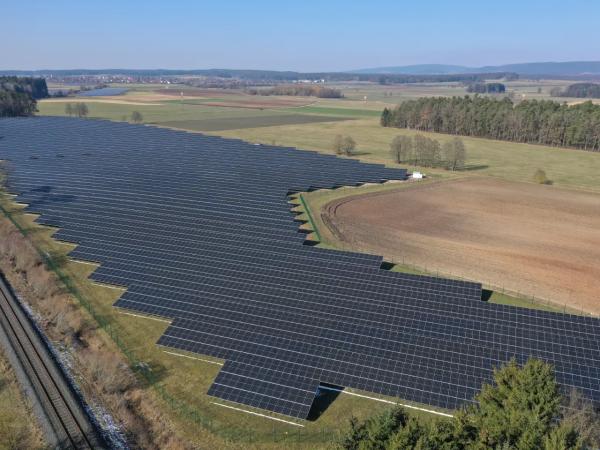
xmin=323 ymin=178 xmax=600 ymax=314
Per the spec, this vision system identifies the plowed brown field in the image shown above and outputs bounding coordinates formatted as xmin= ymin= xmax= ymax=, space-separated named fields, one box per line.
xmin=323 ymin=178 xmax=600 ymax=314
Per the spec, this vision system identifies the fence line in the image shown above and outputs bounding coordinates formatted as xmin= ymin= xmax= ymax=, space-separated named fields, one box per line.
xmin=384 ymin=254 xmax=597 ymax=318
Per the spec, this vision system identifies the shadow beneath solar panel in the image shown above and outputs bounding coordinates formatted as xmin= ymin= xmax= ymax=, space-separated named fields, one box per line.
xmin=379 ymin=261 xmax=395 ymax=271
xmin=31 ymin=185 xmax=53 ymax=193
xmin=306 ymin=383 xmax=345 ymax=421
xmin=27 ymin=194 xmax=77 ymax=209
xmin=481 ymin=289 xmax=493 ymax=302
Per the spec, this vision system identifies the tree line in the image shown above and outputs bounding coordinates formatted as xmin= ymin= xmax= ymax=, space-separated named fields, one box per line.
xmin=374 ymin=72 xmax=516 ymax=85
xmin=0 ymin=77 xmax=47 ymax=117
xmin=552 ymin=83 xmax=600 ymax=99
xmin=331 ymin=131 xmax=466 ymax=170
xmin=0 ymin=76 xmax=48 ymax=99
xmin=465 ymin=82 xmax=505 ymax=93
xmin=246 ymin=85 xmax=343 ymax=98
xmin=340 ymin=359 xmax=599 ymax=450
xmin=381 ymin=96 xmax=600 ymax=151
xmin=64 ymin=103 xmax=89 ymax=118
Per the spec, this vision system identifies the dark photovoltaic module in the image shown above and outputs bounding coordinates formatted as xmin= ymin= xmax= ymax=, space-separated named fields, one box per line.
xmin=1 ymin=117 xmax=598 ymax=419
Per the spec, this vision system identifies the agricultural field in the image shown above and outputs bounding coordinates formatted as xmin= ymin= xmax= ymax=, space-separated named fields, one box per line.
xmin=314 ymin=178 xmax=600 ymax=315
xmin=330 ymin=79 xmax=600 ymax=104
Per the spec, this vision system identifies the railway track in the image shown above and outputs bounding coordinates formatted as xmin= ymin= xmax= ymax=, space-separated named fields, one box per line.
xmin=0 ymin=273 xmax=108 ymax=449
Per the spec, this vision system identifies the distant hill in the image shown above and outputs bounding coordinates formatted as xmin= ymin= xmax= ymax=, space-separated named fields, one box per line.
xmin=352 ymin=64 xmax=470 ymax=75
xmin=352 ymin=61 xmax=600 ymax=76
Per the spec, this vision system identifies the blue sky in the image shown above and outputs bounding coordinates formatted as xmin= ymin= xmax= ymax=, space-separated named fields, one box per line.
xmin=2 ymin=0 xmax=599 ymax=71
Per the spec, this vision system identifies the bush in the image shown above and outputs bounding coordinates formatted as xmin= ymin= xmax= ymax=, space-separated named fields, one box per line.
xmin=332 ymin=135 xmax=356 ymax=156
xmin=534 ymin=169 xmax=551 ymax=184
xmin=341 ymin=136 xmax=356 ymax=156
xmin=333 ymin=134 xmax=344 ymax=155
xmin=131 ymin=111 xmax=143 ymax=123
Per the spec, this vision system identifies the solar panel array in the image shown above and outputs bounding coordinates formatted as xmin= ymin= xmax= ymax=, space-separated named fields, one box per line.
xmin=79 ymin=87 xmax=128 ymax=97
xmin=1 ymin=117 xmax=599 ymax=420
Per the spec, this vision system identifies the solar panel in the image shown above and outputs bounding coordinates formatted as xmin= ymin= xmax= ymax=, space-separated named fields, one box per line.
xmin=1 ymin=117 xmax=598 ymax=420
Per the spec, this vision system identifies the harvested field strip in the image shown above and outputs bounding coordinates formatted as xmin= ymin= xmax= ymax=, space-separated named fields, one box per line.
xmin=157 ymin=114 xmax=351 ymax=131
xmin=282 ymin=106 xmax=382 ymax=117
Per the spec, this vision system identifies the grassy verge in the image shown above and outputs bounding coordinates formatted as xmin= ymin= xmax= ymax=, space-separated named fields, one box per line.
xmin=0 ymin=347 xmax=47 ymax=449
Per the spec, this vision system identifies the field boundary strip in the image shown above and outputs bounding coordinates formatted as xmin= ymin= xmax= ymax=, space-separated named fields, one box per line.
xmin=299 ymin=194 xmax=321 ymax=242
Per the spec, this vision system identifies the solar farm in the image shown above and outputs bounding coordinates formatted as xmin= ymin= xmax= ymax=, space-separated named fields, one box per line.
xmin=0 ymin=117 xmax=599 ymax=421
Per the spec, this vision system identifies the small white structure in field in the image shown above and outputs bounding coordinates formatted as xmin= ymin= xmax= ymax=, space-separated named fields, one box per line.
xmin=411 ymin=171 xmax=424 ymax=179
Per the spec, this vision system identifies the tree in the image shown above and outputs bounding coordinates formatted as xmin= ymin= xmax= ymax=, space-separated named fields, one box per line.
xmin=562 ymin=389 xmax=600 ymax=446
xmin=389 ymin=135 xmax=412 ymax=163
xmin=131 ymin=111 xmax=143 ymax=123
xmin=338 ymin=359 xmax=597 ymax=450
xmin=65 ymin=103 xmax=73 ymax=116
xmin=0 ymin=78 xmax=38 ymax=118
xmin=443 ymin=137 xmax=467 ymax=171
xmin=74 ymin=102 xmax=89 ymax=118
xmin=341 ymin=136 xmax=356 ymax=156
xmin=412 ymin=134 xmax=429 ymax=166
xmin=381 ymin=108 xmax=392 ymax=127
xmin=466 ymin=82 xmax=506 ymax=94
xmin=333 ymin=134 xmax=345 ymax=155
xmin=534 ymin=169 xmax=549 ymax=184
xmin=340 ymin=407 xmax=408 ymax=450
xmin=469 ymin=359 xmax=563 ymax=449
xmin=422 ymin=137 xmax=441 ymax=167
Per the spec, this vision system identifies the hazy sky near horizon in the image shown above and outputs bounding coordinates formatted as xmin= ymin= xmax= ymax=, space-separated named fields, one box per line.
xmin=3 ymin=0 xmax=599 ymax=71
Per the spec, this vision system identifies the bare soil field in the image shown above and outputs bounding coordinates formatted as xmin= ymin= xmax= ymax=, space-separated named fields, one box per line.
xmin=202 ymin=98 xmax=313 ymax=108
xmin=154 ymin=89 xmax=313 ymax=108
xmin=155 ymin=88 xmax=232 ymax=97
xmin=42 ymin=97 xmax=163 ymax=106
xmin=323 ymin=178 xmax=600 ymax=314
